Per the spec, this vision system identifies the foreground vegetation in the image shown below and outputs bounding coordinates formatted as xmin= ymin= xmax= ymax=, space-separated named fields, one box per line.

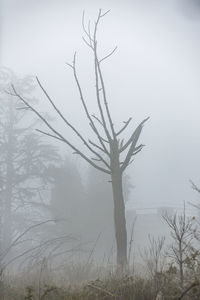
xmin=1 ymin=270 xmax=200 ymax=300
xmin=1 ymin=203 xmax=200 ymax=300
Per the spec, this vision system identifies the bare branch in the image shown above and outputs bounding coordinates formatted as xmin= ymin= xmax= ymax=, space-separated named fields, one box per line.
xmin=92 ymin=114 xmax=104 ymax=126
xmin=120 ymin=117 xmax=149 ymax=153
xmin=88 ymin=139 xmax=107 ymax=154
xmin=16 ymin=106 xmax=31 ymax=111
xmin=99 ymin=46 xmax=118 ymax=64
xmin=90 ymin=12 xmax=115 ymax=142
xmin=36 ymin=77 xmax=110 ymax=168
xmin=90 ymin=11 xmax=116 ymax=140
xmin=69 ymin=52 xmax=110 ymax=155
xmin=82 ymin=11 xmax=94 ymax=44
xmin=36 ymin=129 xmax=63 ymax=141
xmin=11 ymin=85 xmax=111 ymax=174
xmin=82 ymin=36 xmax=93 ymax=49
xmin=89 ymin=122 xmax=109 ymax=144
xmin=82 ymin=11 xmax=117 ymax=147
xmin=66 ymin=62 xmax=74 ymax=69
xmin=116 ymin=117 xmax=132 ymax=136
xmin=95 ymin=48 xmax=116 ymax=140
xmin=190 ymin=180 xmax=200 ymax=193
xmin=94 ymin=49 xmax=112 ymax=141
xmin=132 ymin=144 xmax=145 ymax=156
xmin=91 ymin=157 xmax=101 ymax=161
xmin=99 ymin=9 xmax=111 ymax=18
xmin=121 ymin=118 xmax=149 ymax=172
xmin=10 ymin=85 xmax=67 ymax=142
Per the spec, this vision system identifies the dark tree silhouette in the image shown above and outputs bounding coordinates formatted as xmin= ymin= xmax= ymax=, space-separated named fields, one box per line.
xmin=0 ymin=68 xmax=59 ymax=253
xmin=10 ymin=10 xmax=148 ymax=271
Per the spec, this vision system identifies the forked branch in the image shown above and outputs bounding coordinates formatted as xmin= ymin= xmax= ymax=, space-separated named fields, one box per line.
xmin=120 ymin=117 xmax=149 ymax=153
xmin=36 ymin=76 xmax=109 ymax=167
xmin=121 ymin=118 xmax=149 ymax=172
xmin=10 ymin=86 xmax=111 ymax=174
xmin=66 ymin=52 xmax=110 ymax=155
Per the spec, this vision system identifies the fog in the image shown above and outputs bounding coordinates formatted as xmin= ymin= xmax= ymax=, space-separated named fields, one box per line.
xmin=2 ymin=0 xmax=200 ymax=210
xmin=1 ymin=0 xmax=200 ymax=282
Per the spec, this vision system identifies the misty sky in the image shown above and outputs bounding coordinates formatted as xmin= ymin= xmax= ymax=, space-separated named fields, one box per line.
xmin=1 ymin=0 xmax=200 ymax=212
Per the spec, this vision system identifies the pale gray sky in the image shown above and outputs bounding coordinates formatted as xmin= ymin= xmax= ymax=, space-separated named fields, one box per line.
xmin=1 ymin=0 xmax=200 ymax=210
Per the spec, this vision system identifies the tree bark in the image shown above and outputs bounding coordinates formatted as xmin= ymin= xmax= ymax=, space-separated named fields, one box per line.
xmin=111 ymin=170 xmax=127 ymax=271
xmin=110 ymin=140 xmax=127 ymax=271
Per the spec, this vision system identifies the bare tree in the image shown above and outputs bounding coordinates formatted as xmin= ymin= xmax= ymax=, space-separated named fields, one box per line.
xmin=10 ymin=10 xmax=148 ymax=271
xmin=163 ymin=206 xmax=195 ymax=287
xmin=140 ymin=235 xmax=166 ymax=298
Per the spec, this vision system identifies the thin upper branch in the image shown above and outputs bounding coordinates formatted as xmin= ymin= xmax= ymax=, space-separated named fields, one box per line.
xmin=93 ymin=40 xmax=112 ymax=141
xmin=99 ymin=46 xmax=118 ymax=64
xmin=88 ymin=139 xmax=107 ymax=153
xmin=36 ymin=76 xmax=110 ymax=169
xmin=36 ymin=129 xmax=66 ymax=142
xmin=93 ymin=13 xmax=116 ymax=140
xmin=92 ymin=114 xmax=104 ymax=127
xmin=67 ymin=52 xmax=110 ymax=156
xmin=82 ymin=11 xmax=94 ymax=45
xmin=96 ymin=59 xmax=116 ymax=139
xmin=116 ymin=118 xmax=132 ymax=136
xmin=82 ymin=9 xmax=117 ymax=144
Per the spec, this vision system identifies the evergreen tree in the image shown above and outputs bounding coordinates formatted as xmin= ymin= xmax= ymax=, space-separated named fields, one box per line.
xmin=0 ymin=68 xmax=59 ymax=253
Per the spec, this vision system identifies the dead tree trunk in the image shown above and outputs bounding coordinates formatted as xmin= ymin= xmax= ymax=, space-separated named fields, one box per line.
xmin=11 ymin=9 xmax=149 ymax=271
xmin=111 ymin=141 xmax=127 ymax=270
xmin=112 ymin=172 xmax=127 ymax=268
xmin=110 ymin=141 xmax=127 ymax=268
